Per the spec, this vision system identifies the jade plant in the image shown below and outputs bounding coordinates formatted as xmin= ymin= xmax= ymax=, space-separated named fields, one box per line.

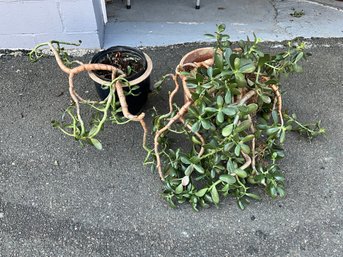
xmin=28 ymin=41 xmax=148 ymax=150
xmin=147 ymin=24 xmax=324 ymax=210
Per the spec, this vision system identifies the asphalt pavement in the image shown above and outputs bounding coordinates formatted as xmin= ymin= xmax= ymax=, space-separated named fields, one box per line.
xmin=0 ymin=38 xmax=343 ymax=256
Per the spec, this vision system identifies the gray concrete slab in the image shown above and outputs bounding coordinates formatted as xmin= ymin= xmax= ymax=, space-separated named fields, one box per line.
xmin=0 ymin=38 xmax=343 ymax=256
xmin=104 ymin=0 xmax=343 ymax=47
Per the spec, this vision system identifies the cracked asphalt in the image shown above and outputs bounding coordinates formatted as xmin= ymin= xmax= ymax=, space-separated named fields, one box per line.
xmin=0 ymin=38 xmax=343 ymax=256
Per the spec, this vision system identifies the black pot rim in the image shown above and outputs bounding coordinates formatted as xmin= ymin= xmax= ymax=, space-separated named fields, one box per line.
xmin=88 ymin=48 xmax=153 ymax=87
xmin=91 ymin=46 xmax=146 ymax=81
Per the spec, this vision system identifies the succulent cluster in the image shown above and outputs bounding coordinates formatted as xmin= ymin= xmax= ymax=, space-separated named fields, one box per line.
xmin=147 ymin=25 xmax=324 ymax=210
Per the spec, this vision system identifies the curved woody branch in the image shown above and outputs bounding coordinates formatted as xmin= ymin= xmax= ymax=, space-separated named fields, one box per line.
xmin=34 ymin=41 xmax=147 ymax=149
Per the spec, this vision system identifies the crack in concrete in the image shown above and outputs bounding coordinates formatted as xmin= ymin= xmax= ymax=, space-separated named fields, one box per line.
xmin=56 ymin=0 xmax=66 ymax=33
xmin=268 ymin=0 xmax=294 ymax=37
xmin=268 ymin=0 xmax=279 ymax=21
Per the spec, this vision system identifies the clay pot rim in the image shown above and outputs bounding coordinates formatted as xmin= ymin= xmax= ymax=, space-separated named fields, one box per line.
xmin=177 ymin=47 xmax=214 ymax=73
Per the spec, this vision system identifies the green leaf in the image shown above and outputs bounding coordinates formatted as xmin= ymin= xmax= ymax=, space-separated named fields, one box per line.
xmin=175 ymin=183 xmax=183 ymax=194
xmin=272 ymin=110 xmax=279 ymax=124
xmin=211 ymin=186 xmax=220 ymax=204
xmin=181 ymin=175 xmax=190 ymax=186
xmin=239 ymin=63 xmax=256 ymax=74
xmin=295 ymin=52 xmax=304 ymax=63
xmin=219 ymin=174 xmax=236 ymax=184
xmin=191 ymin=136 xmax=202 ymax=145
xmin=90 ymin=138 xmax=102 ymax=150
xmin=214 ymin=52 xmax=223 ymax=69
xmin=224 ymin=48 xmax=233 ymax=63
xmin=277 ymin=187 xmax=286 ymax=197
xmin=235 ymin=168 xmax=248 ymax=178
xmin=216 ymin=111 xmax=224 ymax=123
xmin=235 ymin=72 xmax=246 ymax=87
xmin=238 ymin=105 xmax=249 ymax=113
xmin=237 ymin=199 xmax=245 ymax=210
xmin=195 ymin=188 xmax=208 ymax=197
xmin=241 ymin=134 xmax=254 ymax=143
xmin=180 ymin=156 xmax=191 ymax=164
xmin=234 ymin=57 xmax=241 ymax=70
xmin=225 ymin=90 xmax=232 ymax=104
xmin=266 ymin=127 xmax=280 ymax=135
xmin=207 ymin=67 xmax=213 ymax=78
xmin=246 ymin=103 xmax=258 ymax=113
xmin=234 ymin=144 xmax=241 ymax=157
xmin=224 ymin=142 xmax=235 ymax=151
xmin=89 ymin=126 xmax=99 ymax=137
xmin=193 ymin=164 xmax=205 ymax=174
xmin=217 ymin=23 xmax=226 ymax=32
xmin=190 ymin=156 xmax=200 ymax=164
xmin=259 ymin=94 xmax=271 ymax=104
xmin=226 ymin=160 xmax=235 ymax=172
xmin=274 ymin=172 xmax=285 ymax=182
xmin=204 ymin=107 xmax=217 ymax=113
xmin=191 ymin=121 xmax=201 ymax=133
xmin=222 ymin=107 xmax=236 ymax=116
xmin=245 ymin=193 xmax=261 ymax=200
xmin=222 ymin=124 xmax=234 ymax=137
xmin=267 ymin=184 xmax=277 ymax=197
xmin=236 ymin=120 xmax=251 ymax=133
xmin=187 ymin=83 xmax=198 ymax=89
xmin=185 ymin=165 xmax=194 ymax=176
xmin=216 ymin=95 xmax=224 ymax=106
xmin=240 ymin=144 xmax=250 ymax=154
xmin=280 ymin=129 xmax=286 ymax=143
xmin=201 ymin=119 xmax=211 ymax=130
xmin=204 ymin=33 xmax=215 ymax=39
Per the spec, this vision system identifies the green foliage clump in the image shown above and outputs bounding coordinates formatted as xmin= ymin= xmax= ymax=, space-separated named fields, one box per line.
xmin=147 ymin=24 xmax=324 ymax=210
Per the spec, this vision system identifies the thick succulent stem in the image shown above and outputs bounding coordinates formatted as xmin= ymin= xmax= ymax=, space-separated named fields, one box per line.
xmin=154 ymin=101 xmax=192 ymax=181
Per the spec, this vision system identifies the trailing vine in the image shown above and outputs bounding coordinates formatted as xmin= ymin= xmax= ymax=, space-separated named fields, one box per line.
xmin=29 ymin=40 xmax=148 ymax=150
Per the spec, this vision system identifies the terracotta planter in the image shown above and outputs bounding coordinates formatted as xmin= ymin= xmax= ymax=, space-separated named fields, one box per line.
xmin=176 ymin=47 xmax=214 ymax=103
xmin=177 ymin=47 xmax=214 ymax=73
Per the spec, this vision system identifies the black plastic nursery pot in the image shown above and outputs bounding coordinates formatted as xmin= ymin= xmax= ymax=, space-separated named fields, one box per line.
xmin=88 ymin=46 xmax=153 ymax=115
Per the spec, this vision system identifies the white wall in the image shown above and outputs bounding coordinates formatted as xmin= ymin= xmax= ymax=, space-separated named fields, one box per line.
xmin=0 ymin=0 xmax=106 ymax=49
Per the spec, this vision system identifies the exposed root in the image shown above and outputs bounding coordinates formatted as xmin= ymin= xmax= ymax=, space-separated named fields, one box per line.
xmin=238 ymin=90 xmax=256 ymax=104
xmin=241 ymin=152 xmax=252 ymax=170
xmin=270 ymin=84 xmax=284 ymax=127
xmin=115 ymin=81 xmax=147 ymax=147
xmin=168 ymin=74 xmax=180 ymax=115
xmin=260 ymin=75 xmax=283 ymax=127
xmin=153 ymin=61 xmax=215 ymax=180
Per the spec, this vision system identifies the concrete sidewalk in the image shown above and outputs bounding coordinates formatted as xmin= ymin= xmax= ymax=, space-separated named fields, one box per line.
xmin=0 ymin=38 xmax=343 ymax=256
xmin=104 ymin=0 xmax=343 ymax=47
